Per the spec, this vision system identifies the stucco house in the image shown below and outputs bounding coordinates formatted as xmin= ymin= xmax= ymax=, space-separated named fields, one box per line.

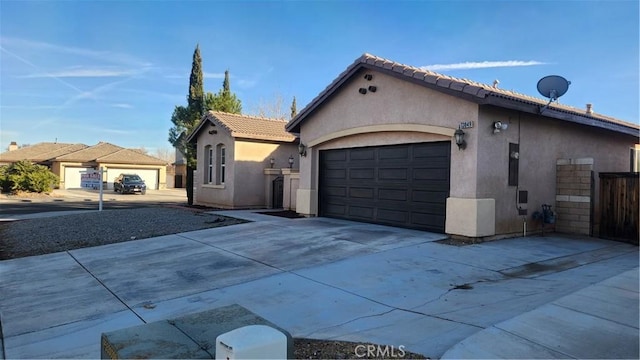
xmin=0 ymin=141 xmax=168 ymax=190
xmin=286 ymin=53 xmax=639 ymax=239
xmin=187 ymin=111 xmax=298 ymax=209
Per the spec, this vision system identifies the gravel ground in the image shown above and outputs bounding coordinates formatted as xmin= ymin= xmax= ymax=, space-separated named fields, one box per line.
xmin=0 ymin=206 xmax=246 ymax=260
xmin=0 ymin=205 xmax=430 ymax=359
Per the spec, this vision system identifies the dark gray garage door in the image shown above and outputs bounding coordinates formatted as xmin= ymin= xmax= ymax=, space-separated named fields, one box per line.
xmin=319 ymin=142 xmax=450 ymax=232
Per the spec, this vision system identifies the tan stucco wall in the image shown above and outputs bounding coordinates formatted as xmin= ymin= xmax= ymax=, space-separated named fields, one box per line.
xmin=475 ymin=106 xmax=637 ymax=236
xmin=295 ymin=67 xmax=637 ymax=237
xmin=297 ymin=69 xmax=478 ymax=216
xmin=193 ymin=127 xmax=297 ymax=208
xmin=193 ymin=129 xmax=235 ymax=208
xmin=234 ymin=140 xmax=297 ymax=208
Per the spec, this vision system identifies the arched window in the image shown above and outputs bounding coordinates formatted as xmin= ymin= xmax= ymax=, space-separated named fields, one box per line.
xmin=204 ymin=145 xmax=213 ymax=183
xmin=216 ymin=144 xmax=226 ymax=185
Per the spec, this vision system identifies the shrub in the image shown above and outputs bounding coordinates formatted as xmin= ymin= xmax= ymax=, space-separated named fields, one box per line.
xmin=0 ymin=160 xmax=59 ymax=193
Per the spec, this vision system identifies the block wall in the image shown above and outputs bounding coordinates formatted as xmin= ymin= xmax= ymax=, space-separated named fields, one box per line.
xmin=555 ymin=158 xmax=593 ymax=235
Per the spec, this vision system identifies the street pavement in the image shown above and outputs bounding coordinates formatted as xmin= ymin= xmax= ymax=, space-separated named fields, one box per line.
xmin=0 ymin=210 xmax=638 ymax=359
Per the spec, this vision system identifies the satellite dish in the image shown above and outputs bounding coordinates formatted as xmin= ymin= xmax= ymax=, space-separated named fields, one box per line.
xmin=537 ymin=75 xmax=571 ymax=113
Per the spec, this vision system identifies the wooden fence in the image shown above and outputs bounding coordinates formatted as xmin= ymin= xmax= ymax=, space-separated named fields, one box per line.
xmin=599 ymin=173 xmax=639 ymax=244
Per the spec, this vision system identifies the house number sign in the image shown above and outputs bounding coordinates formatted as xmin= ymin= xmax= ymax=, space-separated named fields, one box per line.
xmin=459 ymin=121 xmax=474 ymax=129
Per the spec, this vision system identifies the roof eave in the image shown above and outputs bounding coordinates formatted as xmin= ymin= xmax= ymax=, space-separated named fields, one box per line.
xmin=286 ymin=60 xmax=490 ymax=134
xmin=485 ymin=95 xmax=639 ymax=137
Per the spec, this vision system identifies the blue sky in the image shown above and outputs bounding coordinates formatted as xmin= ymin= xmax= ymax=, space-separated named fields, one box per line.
xmin=1 ymin=0 xmax=638 ymax=154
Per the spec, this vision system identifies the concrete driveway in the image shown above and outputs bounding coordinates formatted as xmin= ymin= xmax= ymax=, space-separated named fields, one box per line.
xmin=0 ymin=210 xmax=638 ymax=359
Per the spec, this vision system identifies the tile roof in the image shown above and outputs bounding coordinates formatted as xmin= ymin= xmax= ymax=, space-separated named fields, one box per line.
xmin=97 ymin=148 xmax=167 ymax=165
xmin=54 ymin=142 xmax=124 ymax=162
xmin=0 ymin=141 xmax=167 ymax=165
xmin=287 ymin=53 xmax=638 ymax=136
xmin=0 ymin=142 xmax=87 ymax=163
xmin=188 ymin=111 xmax=296 ymax=143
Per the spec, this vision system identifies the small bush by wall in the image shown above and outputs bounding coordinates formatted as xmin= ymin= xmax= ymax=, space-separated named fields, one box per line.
xmin=0 ymin=160 xmax=59 ymax=193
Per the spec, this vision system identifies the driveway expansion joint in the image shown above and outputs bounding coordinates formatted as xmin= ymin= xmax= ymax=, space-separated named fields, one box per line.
xmin=66 ymin=251 xmax=147 ymax=324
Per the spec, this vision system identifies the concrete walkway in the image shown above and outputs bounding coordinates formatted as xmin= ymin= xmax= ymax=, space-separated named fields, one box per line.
xmin=0 ymin=210 xmax=638 ymax=359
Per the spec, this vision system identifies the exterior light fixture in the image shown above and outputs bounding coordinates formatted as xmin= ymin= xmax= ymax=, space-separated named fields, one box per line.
xmin=298 ymin=142 xmax=307 ymax=157
xmin=269 ymin=157 xmax=275 ymax=168
xmin=454 ymin=128 xmax=466 ymax=150
xmin=358 ymin=88 xmax=367 ymax=95
xmin=493 ymin=121 xmax=508 ymax=134
xmin=288 ymin=155 xmax=294 ymax=168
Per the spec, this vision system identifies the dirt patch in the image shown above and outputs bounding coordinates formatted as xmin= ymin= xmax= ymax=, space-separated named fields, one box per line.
xmin=293 ymin=338 xmax=428 ymax=359
xmin=0 ymin=190 xmax=63 ymax=199
xmin=257 ymin=210 xmax=305 ymax=219
xmin=435 ymin=237 xmax=479 ymax=246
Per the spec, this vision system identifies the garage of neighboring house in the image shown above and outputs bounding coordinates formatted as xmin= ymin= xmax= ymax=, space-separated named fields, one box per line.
xmin=63 ymin=166 xmax=93 ymax=189
xmin=0 ymin=141 xmax=168 ymax=190
xmin=105 ymin=168 xmax=159 ymax=190
xmin=319 ymin=142 xmax=450 ymax=232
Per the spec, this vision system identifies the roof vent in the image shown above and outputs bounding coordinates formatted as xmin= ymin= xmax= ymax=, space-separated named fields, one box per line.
xmin=586 ymin=103 xmax=593 ymax=115
xmin=493 ymin=79 xmax=500 ymax=88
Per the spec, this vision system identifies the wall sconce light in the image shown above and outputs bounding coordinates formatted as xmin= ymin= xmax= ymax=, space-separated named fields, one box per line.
xmin=288 ymin=155 xmax=294 ymax=168
xmin=492 ymin=121 xmax=508 ymax=134
xmin=368 ymin=86 xmax=377 ymax=92
xmin=454 ymin=128 xmax=467 ymax=150
xmin=358 ymin=88 xmax=367 ymax=95
xmin=269 ymin=157 xmax=275 ymax=168
xmin=298 ymin=142 xmax=307 ymax=157
xmin=364 ymin=74 xmax=373 ymax=81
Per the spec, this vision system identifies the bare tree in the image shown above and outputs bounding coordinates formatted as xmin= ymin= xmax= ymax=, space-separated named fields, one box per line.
xmin=152 ymin=147 xmax=176 ymax=163
xmin=251 ymin=92 xmax=288 ymax=120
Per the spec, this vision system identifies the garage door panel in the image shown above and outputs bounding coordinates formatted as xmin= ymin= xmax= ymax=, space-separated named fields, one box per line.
xmin=378 ymin=188 xmax=408 ymax=201
xmin=64 ymin=167 xmax=92 ymax=189
xmin=325 ymin=186 xmax=347 ymax=197
xmin=412 ymin=190 xmax=449 ymax=203
xmin=412 ymin=213 xmax=445 ymax=228
xmin=350 ymin=148 xmax=375 ymax=160
xmin=324 ymin=203 xmax=347 ymax=216
xmin=319 ymin=141 xmax=450 ymax=233
xmin=350 ymin=168 xmax=374 ymax=180
xmin=379 ymin=146 xmax=408 ymax=160
xmin=348 ymin=206 xmax=374 ymax=219
xmin=378 ymin=209 xmax=408 ymax=223
xmin=378 ymin=168 xmax=408 ymax=180
xmin=324 ymin=150 xmax=348 ymax=161
xmin=324 ymin=169 xmax=347 ymax=179
xmin=349 ymin=187 xmax=374 ymax=199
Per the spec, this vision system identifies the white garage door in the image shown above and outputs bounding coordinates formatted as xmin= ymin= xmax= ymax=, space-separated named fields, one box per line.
xmin=64 ymin=167 xmax=92 ymax=189
xmin=107 ymin=168 xmax=159 ymax=190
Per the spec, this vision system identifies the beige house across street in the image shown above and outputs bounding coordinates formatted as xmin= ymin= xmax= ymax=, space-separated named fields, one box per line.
xmin=286 ymin=53 xmax=639 ymax=239
xmin=187 ymin=111 xmax=299 ymax=209
xmin=0 ymin=141 xmax=168 ymax=190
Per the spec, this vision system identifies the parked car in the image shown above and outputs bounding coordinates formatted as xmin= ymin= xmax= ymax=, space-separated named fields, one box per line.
xmin=114 ymin=174 xmax=146 ymax=194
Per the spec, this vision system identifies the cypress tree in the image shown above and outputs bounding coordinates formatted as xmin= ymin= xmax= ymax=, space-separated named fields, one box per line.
xmin=290 ymin=96 xmax=297 ymax=120
xmin=168 ymin=45 xmax=206 ymax=205
xmin=210 ymin=70 xmax=242 ymax=114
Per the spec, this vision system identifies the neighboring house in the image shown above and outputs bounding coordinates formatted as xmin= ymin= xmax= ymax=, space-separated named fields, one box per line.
xmin=286 ymin=53 xmax=639 ymax=238
xmin=187 ymin=111 xmax=298 ymax=209
xmin=0 ymin=142 xmax=168 ymax=190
